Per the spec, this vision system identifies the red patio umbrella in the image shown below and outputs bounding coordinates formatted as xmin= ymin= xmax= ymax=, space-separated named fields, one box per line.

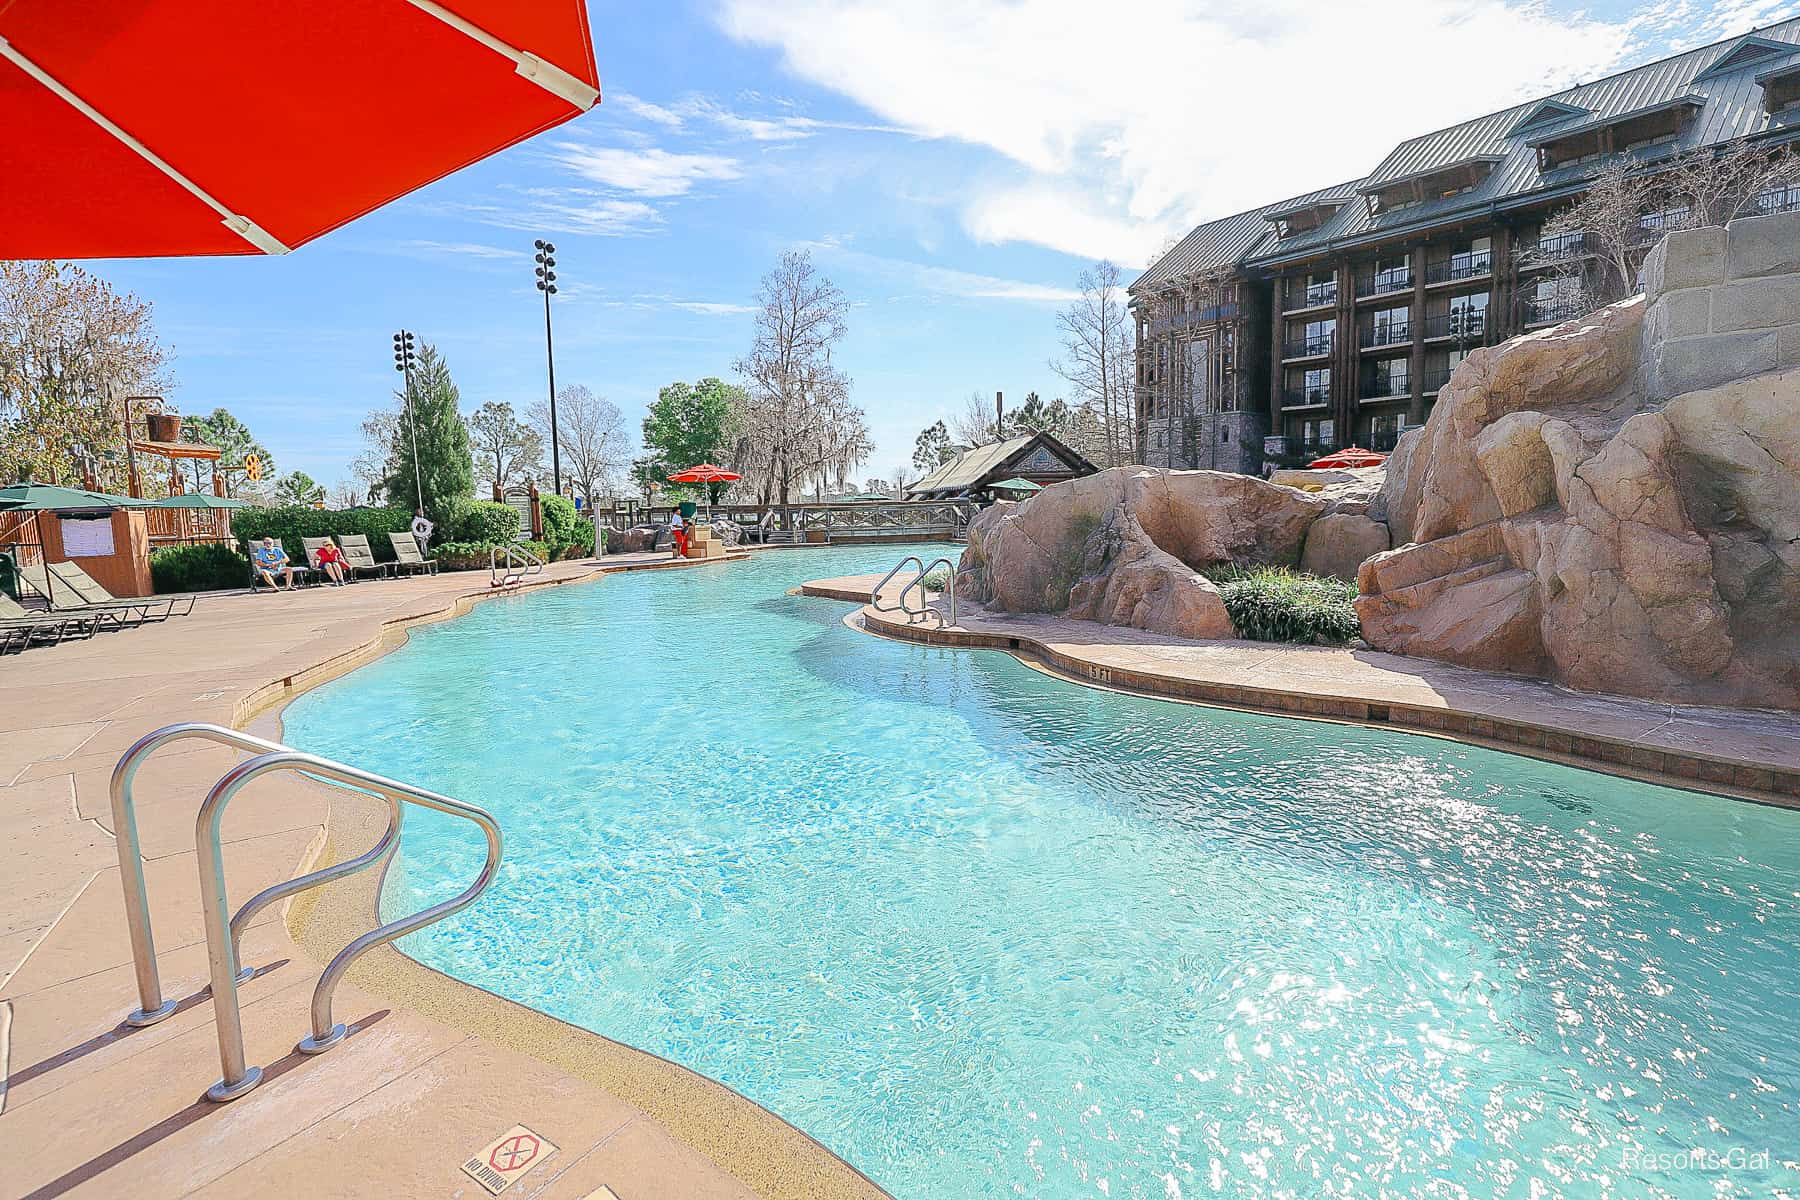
xmin=1307 ymin=448 xmax=1388 ymax=469
xmin=1 ymin=0 xmax=600 ymax=258
xmin=666 ymin=464 xmax=741 ymax=520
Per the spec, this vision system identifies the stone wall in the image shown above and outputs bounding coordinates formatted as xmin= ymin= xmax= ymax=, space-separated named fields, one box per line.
xmin=1638 ymin=211 xmax=1800 ymax=401
xmin=1357 ymin=210 xmax=1800 ymax=710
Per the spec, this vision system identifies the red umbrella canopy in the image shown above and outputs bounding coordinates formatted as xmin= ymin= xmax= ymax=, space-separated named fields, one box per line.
xmin=1308 ymin=448 xmax=1388 ymax=469
xmin=1 ymin=0 xmax=600 ymax=258
xmin=666 ymin=464 xmax=742 ymax=484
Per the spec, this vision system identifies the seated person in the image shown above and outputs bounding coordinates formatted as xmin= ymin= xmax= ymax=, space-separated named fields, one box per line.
xmin=313 ymin=538 xmax=348 ymax=585
xmin=251 ymin=537 xmax=295 ymax=591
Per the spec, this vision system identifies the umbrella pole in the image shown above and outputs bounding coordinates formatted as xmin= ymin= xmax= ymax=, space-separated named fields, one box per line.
xmin=34 ymin=510 xmax=56 ymax=606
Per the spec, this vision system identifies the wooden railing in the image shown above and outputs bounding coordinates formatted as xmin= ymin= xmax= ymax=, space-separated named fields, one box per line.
xmin=593 ymin=500 xmax=978 ymax=541
xmin=144 ymin=507 xmax=235 ymax=548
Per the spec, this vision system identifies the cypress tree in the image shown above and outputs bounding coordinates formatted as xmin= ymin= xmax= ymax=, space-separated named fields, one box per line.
xmin=385 ymin=342 xmax=473 ymax=533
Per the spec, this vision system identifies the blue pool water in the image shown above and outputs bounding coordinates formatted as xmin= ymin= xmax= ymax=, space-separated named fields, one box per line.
xmin=284 ymin=546 xmax=1800 ymax=1198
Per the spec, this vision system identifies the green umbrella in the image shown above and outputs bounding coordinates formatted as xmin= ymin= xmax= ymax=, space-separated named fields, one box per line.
xmin=146 ymin=493 xmax=252 ymax=509
xmin=0 ymin=483 xmax=135 ymax=511
xmin=990 ymin=477 xmax=1041 ymax=494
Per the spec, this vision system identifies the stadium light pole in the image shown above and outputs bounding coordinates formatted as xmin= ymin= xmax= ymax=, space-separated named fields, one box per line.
xmin=534 ymin=240 xmax=562 ymax=495
xmin=393 ymin=330 xmax=423 ymax=514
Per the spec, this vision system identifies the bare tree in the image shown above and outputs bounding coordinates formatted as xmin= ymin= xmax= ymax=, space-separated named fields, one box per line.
xmin=948 ymin=391 xmax=998 ymax=446
xmin=0 ymin=261 xmax=172 ymax=487
xmin=733 ymin=249 xmax=869 ymax=507
xmin=1525 ymin=140 xmax=1799 ymax=310
xmin=328 ymin=480 xmax=364 ymax=509
xmin=1052 ymin=261 xmax=1137 ymax=467
xmin=531 ymin=385 xmax=629 ymax=507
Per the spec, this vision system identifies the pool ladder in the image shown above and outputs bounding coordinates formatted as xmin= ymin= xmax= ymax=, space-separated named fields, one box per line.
xmin=872 ymin=554 xmax=958 ymax=627
xmin=490 ymin=542 xmax=545 ymax=587
xmin=109 ymin=723 xmax=502 ymax=1102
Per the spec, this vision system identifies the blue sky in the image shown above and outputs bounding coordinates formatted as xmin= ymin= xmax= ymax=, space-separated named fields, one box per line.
xmin=87 ymin=0 xmax=1795 ymax=493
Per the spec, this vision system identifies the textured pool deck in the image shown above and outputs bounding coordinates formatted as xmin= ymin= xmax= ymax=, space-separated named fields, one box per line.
xmin=804 ymin=573 xmax=1800 ymax=807
xmin=0 ymin=552 xmax=885 ymax=1200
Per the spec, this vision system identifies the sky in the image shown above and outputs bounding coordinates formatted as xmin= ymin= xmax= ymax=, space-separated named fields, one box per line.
xmin=86 ymin=0 xmax=1797 ymax=494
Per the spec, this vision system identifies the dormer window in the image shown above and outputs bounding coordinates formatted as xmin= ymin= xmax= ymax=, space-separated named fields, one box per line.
xmin=1266 ymin=198 xmax=1348 ymax=237
xmin=1529 ymin=96 xmax=1701 ymax=170
xmin=1698 ymin=35 xmax=1792 ymax=81
xmin=1511 ymin=98 xmax=1588 ymax=135
xmin=1360 ymin=157 xmax=1501 ymax=215
xmin=1757 ymin=62 xmax=1800 ymax=113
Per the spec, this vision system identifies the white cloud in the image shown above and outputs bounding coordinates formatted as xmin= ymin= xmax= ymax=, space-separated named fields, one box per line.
xmin=667 ymin=300 xmax=759 ymax=314
xmin=717 ymin=0 xmax=1708 ymax=263
xmin=547 ymin=143 xmax=743 ymax=197
xmin=801 ymin=241 xmax=1079 ymax=302
xmin=447 ymin=190 xmax=664 ymax=237
xmin=396 ymin=240 xmax=527 ymax=260
xmin=609 ymin=90 xmax=906 ymax=142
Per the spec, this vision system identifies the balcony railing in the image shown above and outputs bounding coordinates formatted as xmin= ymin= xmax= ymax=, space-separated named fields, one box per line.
xmin=1367 ymin=426 xmax=1406 ymax=452
xmin=1421 ymin=310 xmax=1487 ymax=341
xmin=1359 ymin=375 xmax=1412 ymax=401
xmin=1282 ymin=283 xmax=1337 ymax=312
xmin=1531 ymin=231 xmax=1591 ymax=260
xmin=1355 ymin=270 xmax=1412 ymax=298
xmin=1521 ymin=296 xmax=1586 ymax=326
xmin=1282 ymin=333 xmax=1333 ymax=359
xmin=1423 ymin=366 xmax=1455 ymax=393
xmin=1281 ymin=386 xmax=1331 ymax=408
xmin=1424 ymin=253 xmax=1491 ymax=285
xmin=1145 ymin=303 xmax=1239 ymax=338
xmin=1360 ymin=321 xmax=1411 ymax=349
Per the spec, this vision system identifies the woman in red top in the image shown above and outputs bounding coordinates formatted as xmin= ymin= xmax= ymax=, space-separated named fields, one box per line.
xmin=314 ymin=539 xmax=348 ymax=585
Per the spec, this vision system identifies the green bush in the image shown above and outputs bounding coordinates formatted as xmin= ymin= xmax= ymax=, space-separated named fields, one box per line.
xmin=540 ymin=494 xmax=578 ymax=548
xmin=150 ymin=542 xmax=249 ymax=593
xmin=451 ymin=501 xmax=524 ymax=545
xmin=431 ymin=539 xmax=553 ymax=572
xmin=233 ymin=505 xmax=412 ymax=561
xmin=1207 ymin=565 xmax=1362 ymax=645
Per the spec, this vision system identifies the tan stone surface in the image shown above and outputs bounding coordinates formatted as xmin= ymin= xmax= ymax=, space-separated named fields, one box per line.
xmin=1359 ymin=262 xmax=1800 ymax=709
xmin=0 ymin=552 xmax=884 ymax=1200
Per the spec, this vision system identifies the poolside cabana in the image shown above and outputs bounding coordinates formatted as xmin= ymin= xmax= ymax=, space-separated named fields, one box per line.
xmin=906 ymin=431 xmax=1096 ymax=502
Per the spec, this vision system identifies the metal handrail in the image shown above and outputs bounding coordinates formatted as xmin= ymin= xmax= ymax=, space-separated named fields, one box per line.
xmin=195 ymin=749 xmax=501 ymax=1102
xmin=108 ymin=723 xmax=292 ymax=1027
xmin=489 ymin=542 xmax=544 ymax=587
xmin=870 ymin=555 xmax=925 ymax=614
xmin=899 ymin=556 xmax=958 ymax=628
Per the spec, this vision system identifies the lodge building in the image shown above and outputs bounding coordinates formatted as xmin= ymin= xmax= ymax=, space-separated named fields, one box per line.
xmin=1131 ymin=20 xmax=1800 ymax=473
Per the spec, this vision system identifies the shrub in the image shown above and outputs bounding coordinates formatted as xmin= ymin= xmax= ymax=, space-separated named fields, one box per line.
xmin=150 ymin=542 xmax=249 ymax=593
xmin=540 ymin=494 xmax=578 ymax=548
xmin=430 ymin=539 xmax=553 ymax=572
xmin=921 ymin=567 xmax=951 ymax=591
xmin=1207 ymin=565 xmax=1362 ymax=645
xmin=233 ymin=505 xmax=412 ymax=561
xmin=451 ymin=501 xmax=525 ymax=545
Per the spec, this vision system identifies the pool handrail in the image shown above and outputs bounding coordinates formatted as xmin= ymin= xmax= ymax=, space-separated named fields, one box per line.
xmin=870 ymin=555 xmax=925 ymax=614
xmin=899 ymin=556 xmax=958 ymax=628
xmin=195 ymin=748 xmax=501 ymax=1102
xmin=490 ymin=541 xmax=544 ymax=587
xmin=108 ymin=722 xmax=291 ymax=1027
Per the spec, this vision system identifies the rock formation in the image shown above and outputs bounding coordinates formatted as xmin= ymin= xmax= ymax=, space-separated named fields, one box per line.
xmin=1358 ymin=210 xmax=1800 ymax=709
xmin=955 ymin=466 xmax=1364 ymax=639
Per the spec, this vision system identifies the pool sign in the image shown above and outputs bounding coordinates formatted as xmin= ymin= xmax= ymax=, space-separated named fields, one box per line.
xmin=462 ymin=1124 xmax=558 ymax=1195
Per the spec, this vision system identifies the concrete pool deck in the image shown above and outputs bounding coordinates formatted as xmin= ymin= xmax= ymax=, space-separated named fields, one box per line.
xmin=804 ymin=573 xmax=1800 ymax=808
xmin=0 ymin=551 xmax=886 ymax=1200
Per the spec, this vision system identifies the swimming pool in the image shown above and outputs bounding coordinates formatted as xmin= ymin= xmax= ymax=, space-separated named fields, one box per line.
xmin=283 ymin=545 xmax=1800 ymax=1198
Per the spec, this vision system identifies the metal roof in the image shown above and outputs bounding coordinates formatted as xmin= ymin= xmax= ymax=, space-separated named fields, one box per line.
xmin=1137 ymin=18 xmax=1800 ymax=281
xmin=906 ymin=432 xmax=1094 ymax=497
xmin=1130 ymin=179 xmax=1363 ymax=293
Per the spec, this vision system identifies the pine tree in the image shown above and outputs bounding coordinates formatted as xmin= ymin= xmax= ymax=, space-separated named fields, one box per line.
xmin=384 ymin=343 xmax=473 ymax=533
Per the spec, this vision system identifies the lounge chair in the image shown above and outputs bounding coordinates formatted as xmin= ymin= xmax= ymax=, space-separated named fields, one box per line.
xmin=0 ymin=591 xmax=102 ymax=648
xmin=17 ymin=563 xmax=156 ymax=627
xmin=336 ymin=534 xmax=391 ymax=580
xmin=48 ymin=561 xmax=193 ymax=619
xmin=386 ymin=532 xmax=438 ymax=576
xmin=301 ymin=537 xmax=350 ymax=584
xmin=246 ymin=538 xmax=317 ymax=589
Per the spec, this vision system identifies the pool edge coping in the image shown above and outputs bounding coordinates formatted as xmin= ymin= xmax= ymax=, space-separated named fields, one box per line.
xmin=805 ymin=581 xmax=1800 ymax=812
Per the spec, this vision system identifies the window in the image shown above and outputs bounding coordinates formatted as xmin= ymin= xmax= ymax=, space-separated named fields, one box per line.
xmin=1372 ymin=256 xmax=1410 ymax=292
xmin=1756 ymin=183 xmax=1800 ymax=215
xmin=1622 ymin=130 xmax=1679 ymax=153
xmin=1304 ymin=272 xmax=1336 ymax=306
xmin=1370 ymin=412 xmax=1406 ymax=450
xmin=1448 ymin=291 xmax=1489 ymax=338
xmin=1449 ymin=237 xmax=1491 ymax=278
xmin=1639 ymin=204 xmax=1692 ymax=231
xmin=1367 ymin=357 xmax=1409 ymax=398
xmin=1300 ymin=418 xmax=1335 ymax=449
xmin=1370 ymin=306 xmax=1409 ymax=343
xmin=1537 ymin=230 xmax=1587 ymax=256
xmin=1294 ymin=318 xmax=1334 ymax=356
xmin=1304 ymin=368 xmax=1330 ymax=404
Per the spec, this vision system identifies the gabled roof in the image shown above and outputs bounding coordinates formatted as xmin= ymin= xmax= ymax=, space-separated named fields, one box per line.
xmin=1698 ymin=34 xmax=1793 ymax=80
xmin=1130 ymin=179 xmax=1362 ymax=294
xmin=906 ymin=432 xmax=1095 ymax=497
xmin=1510 ymin=98 xmax=1589 ymax=134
